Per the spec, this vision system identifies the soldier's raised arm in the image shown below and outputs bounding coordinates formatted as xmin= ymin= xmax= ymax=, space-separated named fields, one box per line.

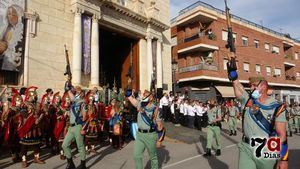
xmin=125 ymin=89 xmax=138 ymax=108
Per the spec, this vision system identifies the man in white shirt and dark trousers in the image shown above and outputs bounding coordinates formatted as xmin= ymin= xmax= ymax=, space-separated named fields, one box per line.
xmin=195 ymin=101 xmax=205 ymax=131
xmin=186 ymin=100 xmax=196 ymax=128
xmin=160 ymin=93 xmax=169 ymax=122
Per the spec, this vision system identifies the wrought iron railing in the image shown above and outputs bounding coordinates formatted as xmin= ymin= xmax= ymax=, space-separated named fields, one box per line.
xmin=173 ymin=1 xmax=300 ymax=43
xmin=179 ymin=62 xmax=218 ymax=73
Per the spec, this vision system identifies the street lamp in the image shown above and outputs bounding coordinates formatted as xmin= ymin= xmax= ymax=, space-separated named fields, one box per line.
xmin=171 ymin=58 xmax=178 ymax=95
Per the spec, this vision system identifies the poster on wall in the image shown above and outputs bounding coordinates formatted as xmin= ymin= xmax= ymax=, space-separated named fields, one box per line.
xmin=82 ymin=15 xmax=91 ymax=75
xmin=0 ymin=0 xmax=25 ymax=72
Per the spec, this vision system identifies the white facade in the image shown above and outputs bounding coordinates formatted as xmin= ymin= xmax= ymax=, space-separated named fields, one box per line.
xmin=23 ymin=0 xmax=171 ymax=93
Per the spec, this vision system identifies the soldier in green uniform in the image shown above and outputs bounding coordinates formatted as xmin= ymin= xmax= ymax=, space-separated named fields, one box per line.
xmin=204 ymin=99 xmax=222 ymax=156
xmin=293 ymin=103 xmax=300 ymax=133
xmin=227 ymin=57 xmax=288 ymax=169
xmin=126 ymin=89 xmax=161 ymax=169
xmin=62 ymin=86 xmax=87 ymax=169
xmin=285 ymin=104 xmax=294 ymax=137
xmin=228 ymin=100 xmax=239 ymax=136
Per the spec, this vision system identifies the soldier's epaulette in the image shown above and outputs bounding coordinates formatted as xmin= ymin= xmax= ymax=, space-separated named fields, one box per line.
xmin=275 ymin=104 xmax=285 ymax=118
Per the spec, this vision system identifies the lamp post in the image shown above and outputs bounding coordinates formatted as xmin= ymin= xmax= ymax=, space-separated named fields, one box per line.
xmin=171 ymin=58 xmax=178 ymax=95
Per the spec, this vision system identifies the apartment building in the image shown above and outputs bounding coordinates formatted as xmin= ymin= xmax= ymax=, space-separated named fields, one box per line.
xmin=171 ymin=1 xmax=300 ymax=103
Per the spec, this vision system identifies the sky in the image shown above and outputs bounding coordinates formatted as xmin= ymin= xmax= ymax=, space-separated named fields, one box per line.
xmin=170 ymin=0 xmax=300 ymax=39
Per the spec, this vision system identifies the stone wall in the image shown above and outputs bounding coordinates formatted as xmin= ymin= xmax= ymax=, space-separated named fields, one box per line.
xmin=27 ymin=0 xmax=73 ymax=93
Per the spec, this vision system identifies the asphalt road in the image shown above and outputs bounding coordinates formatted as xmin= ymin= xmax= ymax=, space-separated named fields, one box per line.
xmin=0 ymin=121 xmax=299 ymax=169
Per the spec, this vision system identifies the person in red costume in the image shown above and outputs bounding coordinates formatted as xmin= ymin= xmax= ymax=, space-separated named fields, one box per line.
xmin=18 ymin=86 xmax=45 ymax=168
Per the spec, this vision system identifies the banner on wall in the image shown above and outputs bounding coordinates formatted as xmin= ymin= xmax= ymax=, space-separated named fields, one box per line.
xmin=0 ymin=0 xmax=25 ymax=72
xmin=82 ymin=15 xmax=91 ymax=75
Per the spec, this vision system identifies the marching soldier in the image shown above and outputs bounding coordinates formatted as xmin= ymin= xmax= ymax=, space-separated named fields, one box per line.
xmin=51 ymin=92 xmax=70 ymax=160
xmin=285 ymin=103 xmax=294 ymax=137
xmin=228 ymin=100 xmax=239 ymax=136
xmin=40 ymin=92 xmax=52 ymax=148
xmin=62 ymin=86 xmax=87 ymax=169
xmin=204 ymin=99 xmax=222 ymax=156
xmin=2 ymin=88 xmax=22 ymax=162
xmin=83 ymin=91 xmax=99 ymax=154
xmin=126 ymin=89 xmax=161 ymax=169
xmin=293 ymin=103 xmax=300 ymax=133
xmin=18 ymin=86 xmax=45 ymax=168
xmin=228 ymin=56 xmax=288 ymax=169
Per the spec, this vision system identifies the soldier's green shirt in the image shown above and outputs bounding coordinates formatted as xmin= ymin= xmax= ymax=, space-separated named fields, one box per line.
xmin=228 ymin=106 xmax=239 ymax=117
xmin=136 ymin=101 xmax=161 ymax=130
xmin=239 ymin=91 xmax=286 ymax=138
xmin=207 ymin=106 xmax=221 ymax=124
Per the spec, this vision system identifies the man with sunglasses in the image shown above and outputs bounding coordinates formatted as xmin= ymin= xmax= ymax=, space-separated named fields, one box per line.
xmin=227 ymin=58 xmax=288 ymax=169
xmin=126 ymin=89 xmax=161 ymax=169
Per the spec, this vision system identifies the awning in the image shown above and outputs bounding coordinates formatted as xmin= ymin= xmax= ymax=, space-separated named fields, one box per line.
xmin=215 ymin=86 xmax=235 ymax=98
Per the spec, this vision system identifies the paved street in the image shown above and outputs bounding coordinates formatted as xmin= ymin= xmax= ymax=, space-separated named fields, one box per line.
xmin=0 ymin=121 xmax=299 ymax=169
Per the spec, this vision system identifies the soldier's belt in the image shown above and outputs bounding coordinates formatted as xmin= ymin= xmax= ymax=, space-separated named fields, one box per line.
xmin=138 ymin=128 xmax=155 ymax=133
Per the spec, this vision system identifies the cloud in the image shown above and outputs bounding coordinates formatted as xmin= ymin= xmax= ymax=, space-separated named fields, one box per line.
xmin=171 ymin=0 xmax=300 ymax=39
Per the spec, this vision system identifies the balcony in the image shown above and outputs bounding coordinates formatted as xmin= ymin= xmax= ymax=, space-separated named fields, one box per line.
xmin=179 ymin=62 xmax=218 ymax=73
xmin=177 ymin=32 xmax=219 ymax=54
xmin=285 ymin=75 xmax=296 ymax=81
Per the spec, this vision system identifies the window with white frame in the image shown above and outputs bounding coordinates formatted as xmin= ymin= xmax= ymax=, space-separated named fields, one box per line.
xmin=265 ymin=43 xmax=270 ymax=52
xmin=272 ymin=46 xmax=280 ymax=54
xmin=266 ymin=66 xmax=271 ymax=76
xmin=295 ymin=52 xmax=299 ymax=60
xmin=274 ymin=68 xmax=281 ymax=76
xmin=243 ymin=62 xmax=250 ymax=72
xmin=223 ymin=59 xmax=228 ymax=70
xmin=254 ymin=40 xmax=259 ymax=48
xmin=242 ymin=36 xmax=248 ymax=46
xmin=255 ymin=64 xmax=261 ymax=74
xmin=222 ymin=30 xmax=236 ymax=42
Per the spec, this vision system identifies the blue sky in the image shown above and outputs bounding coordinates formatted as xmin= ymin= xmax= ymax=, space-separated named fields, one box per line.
xmin=170 ymin=0 xmax=300 ymax=39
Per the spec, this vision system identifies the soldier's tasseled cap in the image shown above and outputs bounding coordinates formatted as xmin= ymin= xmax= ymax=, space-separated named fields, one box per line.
xmin=249 ymin=76 xmax=265 ymax=84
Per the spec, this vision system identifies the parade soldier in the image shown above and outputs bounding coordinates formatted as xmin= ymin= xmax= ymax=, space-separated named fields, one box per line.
xmin=83 ymin=91 xmax=99 ymax=154
xmin=62 ymin=86 xmax=87 ymax=169
xmin=293 ymin=103 xmax=300 ymax=133
xmin=228 ymin=57 xmax=288 ymax=169
xmin=228 ymin=100 xmax=239 ymax=136
xmin=285 ymin=103 xmax=293 ymax=137
xmin=51 ymin=92 xmax=69 ymax=160
xmin=18 ymin=86 xmax=45 ymax=168
xmin=2 ymin=88 xmax=22 ymax=162
xmin=39 ymin=92 xmax=53 ymax=148
xmin=126 ymin=89 xmax=160 ymax=169
xmin=204 ymin=99 xmax=222 ymax=156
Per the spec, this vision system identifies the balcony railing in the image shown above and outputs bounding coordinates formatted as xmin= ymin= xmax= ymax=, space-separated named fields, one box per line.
xmin=284 ymin=54 xmax=294 ymax=60
xmin=179 ymin=62 xmax=218 ymax=73
xmin=178 ymin=31 xmax=216 ymax=44
xmin=285 ymin=75 xmax=296 ymax=81
xmin=175 ymin=1 xmax=300 ymax=43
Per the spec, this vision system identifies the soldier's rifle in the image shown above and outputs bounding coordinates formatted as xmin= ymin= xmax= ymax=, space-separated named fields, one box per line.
xmin=64 ymin=45 xmax=72 ymax=87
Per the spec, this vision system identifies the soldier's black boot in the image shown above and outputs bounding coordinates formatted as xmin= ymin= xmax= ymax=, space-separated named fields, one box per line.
xmin=216 ymin=149 xmax=221 ymax=156
xmin=290 ymin=131 xmax=293 ymax=137
xmin=78 ymin=160 xmax=87 ymax=169
xmin=229 ymin=130 xmax=233 ymax=136
xmin=295 ymin=128 xmax=298 ymax=133
xmin=204 ymin=148 xmax=211 ymax=157
xmin=234 ymin=130 xmax=237 ymax=136
xmin=66 ymin=158 xmax=75 ymax=169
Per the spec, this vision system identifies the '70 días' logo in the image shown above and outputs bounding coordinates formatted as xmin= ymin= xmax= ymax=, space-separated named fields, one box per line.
xmin=250 ymin=137 xmax=281 ymax=159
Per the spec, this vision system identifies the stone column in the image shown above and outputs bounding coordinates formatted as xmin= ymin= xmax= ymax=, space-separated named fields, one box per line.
xmin=156 ymin=39 xmax=163 ymax=89
xmin=146 ymin=36 xmax=153 ymax=90
xmin=72 ymin=9 xmax=83 ymax=85
xmin=23 ymin=19 xmax=30 ymax=86
xmin=91 ymin=15 xmax=99 ymax=86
